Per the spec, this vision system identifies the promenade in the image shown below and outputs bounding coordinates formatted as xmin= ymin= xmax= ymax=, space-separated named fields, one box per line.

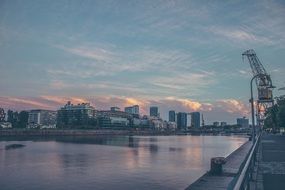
xmin=253 ymin=134 xmax=285 ymax=190
xmin=186 ymin=133 xmax=285 ymax=190
xmin=186 ymin=140 xmax=252 ymax=190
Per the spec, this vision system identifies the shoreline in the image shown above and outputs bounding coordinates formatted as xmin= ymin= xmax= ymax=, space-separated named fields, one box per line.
xmin=0 ymin=129 xmax=250 ymax=138
xmin=185 ymin=139 xmax=252 ymax=190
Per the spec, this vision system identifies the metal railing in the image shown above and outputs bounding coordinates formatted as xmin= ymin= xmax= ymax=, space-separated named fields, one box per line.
xmin=230 ymin=134 xmax=261 ymax=190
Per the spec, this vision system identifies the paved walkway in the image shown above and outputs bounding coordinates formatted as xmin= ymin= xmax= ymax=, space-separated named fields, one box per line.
xmin=186 ymin=140 xmax=252 ymax=190
xmin=254 ymin=134 xmax=285 ymax=190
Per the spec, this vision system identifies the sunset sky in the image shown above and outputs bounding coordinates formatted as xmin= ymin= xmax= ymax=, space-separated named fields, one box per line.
xmin=0 ymin=0 xmax=285 ymax=124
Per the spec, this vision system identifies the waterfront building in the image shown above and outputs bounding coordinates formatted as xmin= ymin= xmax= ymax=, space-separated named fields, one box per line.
xmin=0 ymin=122 xmax=12 ymax=128
xmin=237 ymin=117 xmax=249 ymax=128
xmin=132 ymin=118 xmax=141 ymax=126
xmin=150 ymin=106 xmax=159 ymax=117
xmin=150 ymin=118 xmax=167 ymax=130
xmin=177 ymin=112 xmax=187 ymax=130
xmin=98 ymin=110 xmax=131 ymax=119
xmin=167 ymin=121 xmax=177 ymax=130
xmin=98 ymin=116 xmax=129 ymax=128
xmin=28 ymin=109 xmax=57 ymax=128
xmin=140 ymin=115 xmax=151 ymax=127
xmin=124 ymin=105 xmax=139 ymax=115
xmin=57 ymin=101 xmax=96 ymax=127
xmin=191 ymin=112 xmax=200 ymax=128
xmin=169 ymin=110 xmax=176 ymax=122
xmin=97 ymin=110 xmax=133 ymax=128
xmin=221 ymin=122 xmax=227 ymax=127
xmin=213 ymin=121 xmax=219 ymax=126
xmin=111 ymin=107 xmax=120 ymax=112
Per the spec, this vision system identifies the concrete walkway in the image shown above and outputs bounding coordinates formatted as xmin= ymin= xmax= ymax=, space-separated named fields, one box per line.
xmin=186 ymin=140 xmax=252 ymax=190
xmin=254 ymin=134 xmax=285 ymax=190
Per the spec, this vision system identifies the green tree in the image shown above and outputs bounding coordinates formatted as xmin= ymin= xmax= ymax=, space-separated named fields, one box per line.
xmin=264 ymin=104 xmax=278 ymax=129
xmin=265 ymin=95 xmax=285 ymax=129
xmin=277 ymin=105 xmax=285 ymax=128
xmin=17 ymin=111 xmax=29 ymax=128
xmin=7 ymin=110 xmax=14 ymax=123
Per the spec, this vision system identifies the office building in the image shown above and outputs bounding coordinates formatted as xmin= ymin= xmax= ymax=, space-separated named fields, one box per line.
xmin=237 ymin=117 xmax=249 ymax=128
xmin=177 ymin=112 xmax=187 ymax=130
xmin=150 ymin=106 xmax=159 ymax=117
xmin=28 ymin=109 xmax=57 ymax=126
xmin=191 ymin=112 xmax=200 ymax=128
xmin=57 ymin=101 xmax=95 ymax=126
xmin=124 ymin=105 xmax=139 ymax=115
xmin=169 ymin=110 xmax=176 ymax=122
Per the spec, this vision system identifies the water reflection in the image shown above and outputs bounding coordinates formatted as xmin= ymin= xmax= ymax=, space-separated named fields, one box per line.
xmin=0 ymin=135 xmax=247 ymax=190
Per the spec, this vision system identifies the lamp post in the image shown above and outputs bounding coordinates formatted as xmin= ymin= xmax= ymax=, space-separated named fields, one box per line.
xmin=250 ymin=75 xmax=257 ymax=143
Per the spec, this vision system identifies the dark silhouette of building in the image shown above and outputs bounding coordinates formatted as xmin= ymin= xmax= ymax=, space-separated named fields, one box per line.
xmin=237 ymin=117 xmax=249 ymax=128
xmin=191 ymin=112 xmax=200 ymax=128
xmin=150 ymin=106 xmax=159 ymax=117
xmin=169 ymin=110 xmax=175 ymax=122
xmin=177 ymin=112 xmax=187 ymax=130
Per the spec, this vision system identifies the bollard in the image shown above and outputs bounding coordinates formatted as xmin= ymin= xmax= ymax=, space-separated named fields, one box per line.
xmin=249 ymin=136 xmax=252 ymax=141
xmin=210 ymin=157 xmax=226 ymax=175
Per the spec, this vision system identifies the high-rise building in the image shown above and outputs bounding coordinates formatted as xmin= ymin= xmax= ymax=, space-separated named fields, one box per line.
xmin=150 ymin=106 xmax=159 ymax=117
xmin=191 ymin=112 xmax=200 ymax=128
xmin=237 ymin=117 xmax=249 ymax=128
xmin=169 ymin=110 xmax=176 ymax=122
xmin=124 ymin=105 xmax=139 ymax=115
xmin=177 ymin=112 xmax=187 ymax=129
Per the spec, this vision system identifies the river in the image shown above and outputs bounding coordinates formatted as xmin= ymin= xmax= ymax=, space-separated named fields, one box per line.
xmin=0 ymin=135 xmax=247 ymax=190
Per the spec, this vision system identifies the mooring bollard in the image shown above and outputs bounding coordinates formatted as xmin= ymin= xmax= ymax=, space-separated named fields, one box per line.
xmin=210 ymin=157 xmax=226 ymax=175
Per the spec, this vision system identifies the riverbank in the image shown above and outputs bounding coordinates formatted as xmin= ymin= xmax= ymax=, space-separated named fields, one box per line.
xmin=0 ymin=129 xmax=176 ymax=137
xmin=185 ymin=139 xmax=252 ymax=190
xmin=0 ymin=129 xmax=250 ymax=137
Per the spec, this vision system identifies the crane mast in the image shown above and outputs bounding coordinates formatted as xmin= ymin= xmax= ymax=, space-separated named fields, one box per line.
xmin=242 ymin=49 xmax=274 ymax=127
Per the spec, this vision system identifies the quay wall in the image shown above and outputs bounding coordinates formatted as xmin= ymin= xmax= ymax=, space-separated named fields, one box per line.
xmin=0 ymin=129 xmax=250 ymax=137
xmin=185 ymin=140 xmax=252 ymax=190
xmin=0 ymin=129 xmax=177 ymax=137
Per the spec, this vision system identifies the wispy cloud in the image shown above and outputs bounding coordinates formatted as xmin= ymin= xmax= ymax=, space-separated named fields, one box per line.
xmin=54 ymin=45 xmax=115 ymax=62
xmin=208 ymin=26 xmax=273 ymax=45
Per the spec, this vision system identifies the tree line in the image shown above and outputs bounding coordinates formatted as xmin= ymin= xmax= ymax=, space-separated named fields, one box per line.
xmin=264 ymin=95 xmax=285 ymax=130
xmin=6 ymin=110 xmax=29 ymax=128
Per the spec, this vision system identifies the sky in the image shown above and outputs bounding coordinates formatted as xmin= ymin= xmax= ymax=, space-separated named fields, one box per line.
xmin=0 ymin=0 xmax=285 ymax=124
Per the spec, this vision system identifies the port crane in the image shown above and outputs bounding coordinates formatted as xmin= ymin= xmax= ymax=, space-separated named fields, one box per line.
xmin=242 ymin=49 xmax=275 ymax=127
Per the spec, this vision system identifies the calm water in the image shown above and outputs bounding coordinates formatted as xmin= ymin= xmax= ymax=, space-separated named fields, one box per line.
xmin=0 ymin=135 xmax=247 ymax=190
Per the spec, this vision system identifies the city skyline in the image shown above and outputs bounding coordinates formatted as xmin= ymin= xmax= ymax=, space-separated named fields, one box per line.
xmin=1 ymin=0 xmax=285 ymax=124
